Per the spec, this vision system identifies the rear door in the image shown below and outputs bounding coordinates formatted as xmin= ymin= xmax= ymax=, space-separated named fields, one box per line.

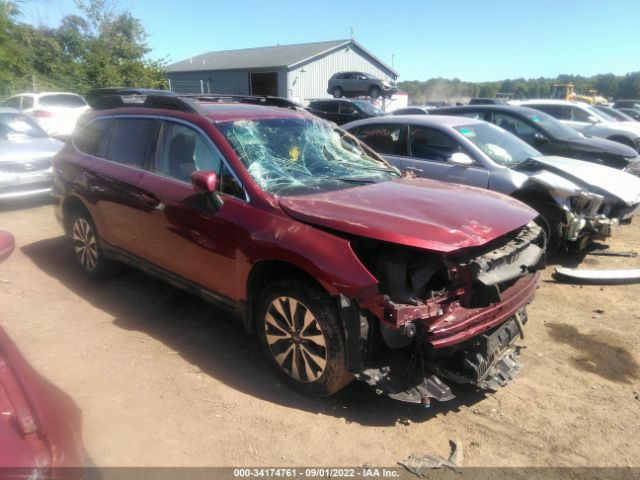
xmin=71 ymin=116 xmax=159 ymax=257
xmin=137 ymin=119 xmax=249 ymax=300
xmin=404 ymin=125 xmax=489 ymax=188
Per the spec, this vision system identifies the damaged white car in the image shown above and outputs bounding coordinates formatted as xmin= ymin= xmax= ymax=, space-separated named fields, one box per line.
xmin=345 ymin=115 xmax=640 ymax=249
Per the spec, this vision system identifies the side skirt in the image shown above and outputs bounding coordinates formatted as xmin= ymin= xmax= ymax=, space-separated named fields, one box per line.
xmin=100 ymin=242 xmax=250 ymax=325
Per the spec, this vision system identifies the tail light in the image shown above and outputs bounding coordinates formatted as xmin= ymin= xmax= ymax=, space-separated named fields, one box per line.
xmin=32 ymin=110 xmax=54 ymax=118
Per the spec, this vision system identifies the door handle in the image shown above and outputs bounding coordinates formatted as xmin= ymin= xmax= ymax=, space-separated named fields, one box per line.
xmin=140 ymin=192 xmax=160 ymax=207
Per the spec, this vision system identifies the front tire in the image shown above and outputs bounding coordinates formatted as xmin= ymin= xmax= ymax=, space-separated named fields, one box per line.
xmin=369 ymin=86 xmax=381 ymax=98
xmin=528 ymin=200 xmax=563 ymax=252
xmin=69 ymin=211 xmax=115 ymax=279
xmin=256 ymin=279 xmax=353 ymax=397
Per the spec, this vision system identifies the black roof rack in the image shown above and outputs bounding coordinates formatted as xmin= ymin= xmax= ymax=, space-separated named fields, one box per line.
xmin=88 ymin=92 xmax=303 ymax=113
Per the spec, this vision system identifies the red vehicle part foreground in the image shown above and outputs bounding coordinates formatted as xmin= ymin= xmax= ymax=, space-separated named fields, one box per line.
xmin=0 ymin=231 xmax=83 ymax=478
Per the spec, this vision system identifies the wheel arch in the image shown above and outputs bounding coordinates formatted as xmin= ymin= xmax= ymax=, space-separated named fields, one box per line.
xmin=61 ymin=194 xmax=91 ymax=236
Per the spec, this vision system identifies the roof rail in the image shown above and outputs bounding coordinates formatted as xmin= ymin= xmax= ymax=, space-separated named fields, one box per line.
xmin=181 ymin=94 xmax=303 ymax=110
xmin=88 ymin=92 xmax=302 ymax=113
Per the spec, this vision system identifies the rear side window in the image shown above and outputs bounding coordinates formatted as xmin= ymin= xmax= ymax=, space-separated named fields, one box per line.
xmin=74 ymin=118 xmax=112 ymax=157
xmin=5 ymin=97 xmax=21 ymax=109
xmin=21 ymin=97 xmax=34 ymax=109
xmin=39 ymin=94 xmax=87 ymax=108
xmin=106 ymin=118 xmax=157 ymax=169
xmin=352 ymin=124 xmax=401 ymax=155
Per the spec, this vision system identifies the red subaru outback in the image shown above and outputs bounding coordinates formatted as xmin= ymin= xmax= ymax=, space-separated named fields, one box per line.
xmin=52 ymin=95 xmax=545 ymax=405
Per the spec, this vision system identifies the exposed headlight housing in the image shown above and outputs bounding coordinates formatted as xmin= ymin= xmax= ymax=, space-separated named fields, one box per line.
xmin=568 ymin=190 xmax=603 ymax=216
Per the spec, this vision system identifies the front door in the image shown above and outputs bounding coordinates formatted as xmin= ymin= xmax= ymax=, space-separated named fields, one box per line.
xmin=138 ymin=120 xmax=249 ymax=300
xmin=404 ymin=125 xmax=489 ymax=188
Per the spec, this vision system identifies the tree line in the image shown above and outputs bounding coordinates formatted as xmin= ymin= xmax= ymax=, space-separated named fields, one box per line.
xmin=398 ymin=72 xmax=640 ymax=104
xmin=0 ymin=0 xmax=167 ymax=99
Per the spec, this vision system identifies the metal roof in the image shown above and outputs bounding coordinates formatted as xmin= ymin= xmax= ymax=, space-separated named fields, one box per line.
xmin=166 ymin=39 xmax=399 ymax=77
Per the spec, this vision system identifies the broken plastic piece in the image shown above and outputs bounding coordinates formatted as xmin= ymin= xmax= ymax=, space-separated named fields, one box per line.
xmin=398 ymin=439 xmax=463 ymax=477
xmin=588 ymin=250 xmax=638 ymax=258
xmin=554 ymin=267 xmax=640 ymax=285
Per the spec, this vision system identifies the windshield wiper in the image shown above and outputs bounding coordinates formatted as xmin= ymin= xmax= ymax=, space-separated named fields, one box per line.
xmin=356 ymin=166 xmax=402 ymax=176
xmin=332 ymin=177 xmax=377 ymax=184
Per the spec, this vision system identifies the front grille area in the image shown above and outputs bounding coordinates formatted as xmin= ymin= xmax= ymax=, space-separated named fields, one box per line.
xmin=0 ymin=158 xmax=52 ymax=173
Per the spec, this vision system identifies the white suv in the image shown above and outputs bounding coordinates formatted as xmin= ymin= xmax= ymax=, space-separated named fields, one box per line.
xmin=4 ymin=92 xmax=90 ymax=137
xmin=514 ymin=99 xmax=640 ymax=153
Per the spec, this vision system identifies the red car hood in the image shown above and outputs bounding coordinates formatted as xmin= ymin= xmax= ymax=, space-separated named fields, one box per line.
xmin=279 ymin=178 xmax=537 ymax=253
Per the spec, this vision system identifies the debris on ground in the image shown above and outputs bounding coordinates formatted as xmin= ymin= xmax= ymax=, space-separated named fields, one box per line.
xmin=588 ymin=250 xmax=637 ymax=258
xmin=398 ymin=439 xmax=463 ymax=477
xmin=554 ymin=267 xmax=640 ymax=285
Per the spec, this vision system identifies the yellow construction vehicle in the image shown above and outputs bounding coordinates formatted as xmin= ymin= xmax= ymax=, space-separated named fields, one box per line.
xmin=551 ymin=83 xmax=607 ymax=105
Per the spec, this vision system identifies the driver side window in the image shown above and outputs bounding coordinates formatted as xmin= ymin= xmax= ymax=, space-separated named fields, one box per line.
xmin=408 ymin=126 xmax=468 ymax=162
xmin=493 ymin=113 xmax=537 ymax=137
xmin=158 ymin=122 xmax=222 ymax=183
xmin=570 ymin=107 xmax=593 ymax=122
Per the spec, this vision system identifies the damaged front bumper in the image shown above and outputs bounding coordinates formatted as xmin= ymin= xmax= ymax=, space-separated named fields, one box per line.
xmin=355 ymin=308 xmax=530 ymax=405
xmin=349 ymin=222 xmax=544 ymax=406
xmin=561 ymin=194 xmax=640 ymax=244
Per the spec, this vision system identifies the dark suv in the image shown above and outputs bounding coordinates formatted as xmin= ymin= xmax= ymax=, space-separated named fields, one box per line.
xmin=307 ymin=98 xmax=385 ymax=125
xmin=52 ymin=94 xmax=544 ymax=405
xmin=327 ymin=71 xmax=397 ymax=99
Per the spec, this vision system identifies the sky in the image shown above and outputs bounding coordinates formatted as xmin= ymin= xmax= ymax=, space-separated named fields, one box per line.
xmin=16 ymin=0 xmax=640 ymax=82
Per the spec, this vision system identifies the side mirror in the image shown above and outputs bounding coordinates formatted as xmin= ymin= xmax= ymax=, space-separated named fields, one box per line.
xmin=587 ymin=115 xmax=600 ymax=124
xmin=533 ymin=132 xmax=549 ymax=145
xmin=191 ymin=170 xmax=223 ymax=210
xmin=448 ymin=152 xmax=474 ymax=166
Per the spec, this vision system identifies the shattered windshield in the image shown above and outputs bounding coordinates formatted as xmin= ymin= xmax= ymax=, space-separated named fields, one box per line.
xmin=216 ymin=117 xmax=401 ymax=196
xmin=456 ymin=122 xmax=541 ymax=166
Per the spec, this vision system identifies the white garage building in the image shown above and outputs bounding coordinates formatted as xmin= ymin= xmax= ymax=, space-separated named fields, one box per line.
xmin=166 ymin=39 xmax=399 ymax=105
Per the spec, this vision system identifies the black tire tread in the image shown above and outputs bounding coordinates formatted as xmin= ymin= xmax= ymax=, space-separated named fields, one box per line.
xmin=255 ymin=278 xmax=353 ymax=397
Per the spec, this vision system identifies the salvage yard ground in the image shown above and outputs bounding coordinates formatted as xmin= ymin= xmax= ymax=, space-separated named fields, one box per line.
xmin=0 ymin=198 xmax=639 ymax=467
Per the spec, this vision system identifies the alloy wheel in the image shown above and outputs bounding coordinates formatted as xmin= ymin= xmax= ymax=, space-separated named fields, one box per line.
xmin=264 ymin=296 xmax=327 ymax=382
xmin=72 ymin=218 xmax=98 ymax=271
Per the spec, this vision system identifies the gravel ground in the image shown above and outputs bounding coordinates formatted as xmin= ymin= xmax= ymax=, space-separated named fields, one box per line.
xmin=0 ymin=197 xmax=639 ymax=467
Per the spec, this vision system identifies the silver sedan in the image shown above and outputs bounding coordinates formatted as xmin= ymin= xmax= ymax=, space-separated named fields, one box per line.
xmin=344 ymin=114 xmax=640 ymax=249
xmin=0 ymin=108 xmax=64 ymax=200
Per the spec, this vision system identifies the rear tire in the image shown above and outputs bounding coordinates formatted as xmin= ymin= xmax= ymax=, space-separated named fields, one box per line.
xmin=332 ymin=87 xmax=343 ymax=98
xmin=69 ymin=210 xmax=117 ymax=279
xmin=255 ymin=279 xmax=353 ymax=397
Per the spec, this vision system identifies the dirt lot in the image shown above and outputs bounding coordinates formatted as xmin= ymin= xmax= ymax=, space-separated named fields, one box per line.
xmin=0 ymin=198 xmax=639 ymax=467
